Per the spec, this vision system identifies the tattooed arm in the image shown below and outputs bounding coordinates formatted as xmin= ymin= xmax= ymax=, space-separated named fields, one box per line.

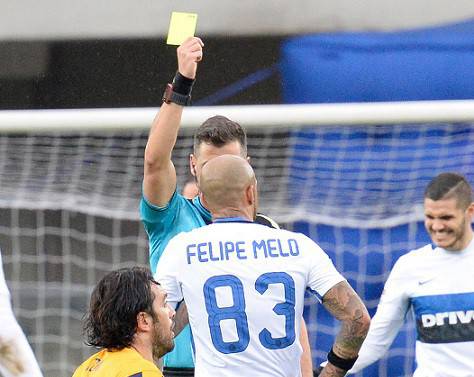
xmin=319 ymin=281 xmax=370 ymax=377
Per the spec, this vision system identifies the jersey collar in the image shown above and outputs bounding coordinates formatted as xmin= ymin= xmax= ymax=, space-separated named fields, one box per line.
xmin=213 ymin=217 xmax=253 ymax=224
xmin=192 ymin=195 xmax=212 ymax=224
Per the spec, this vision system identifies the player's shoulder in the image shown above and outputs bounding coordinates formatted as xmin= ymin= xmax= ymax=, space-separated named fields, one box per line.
xmin=255 ymin=223 xmax=318 ymax=247
xmin=73 ymin=348 xmax=161 ymax=377
xmin=114 ymin=348 xmax=162 ymax=376
xmin=120 ymin=366 xmax=162 ymax=377
xmin=72 ymin=350 xmax=104 ymax=376
xmin=394 ymin=244 xmax=434 ymax=269
xmin=401 ymin=244 xmax=433 ymax=259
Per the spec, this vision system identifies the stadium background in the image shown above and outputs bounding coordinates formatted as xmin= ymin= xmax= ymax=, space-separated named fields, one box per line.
xmin=1 ymin=2 xmax=474 ymax=376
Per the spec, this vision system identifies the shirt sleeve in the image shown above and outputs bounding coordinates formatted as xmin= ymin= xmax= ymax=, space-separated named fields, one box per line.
xmin=0 ymin=252 xmax=44 ymax=377
xmin=305 ymin=237 xmax=346 ymax=302
xmin=349 ymin=255 xmax=412 ymax=373
xmin=154 ymin=237 xmax=184 ymax=310
xmin=140 ymin=189 xmax=180 ymax=226
xmin=140 ymin=189 xmax=185 ymax=272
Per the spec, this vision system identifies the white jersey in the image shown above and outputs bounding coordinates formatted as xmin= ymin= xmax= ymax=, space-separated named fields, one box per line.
xmin=351 ymin=238 xmax=474 ymax=377
xmin=156 ymin=219 xmax=344 ymax=377
xmin=0 ymin=252 xmax=9 ymax=298
xmin=0 ymin=250 xmax=44 ymax=377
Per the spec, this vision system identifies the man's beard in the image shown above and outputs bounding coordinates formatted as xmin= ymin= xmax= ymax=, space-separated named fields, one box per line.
xmin=428 ymin=217 xmax=468 ymax=251
xmin=151 ymin=322 xmax=175 ymax=360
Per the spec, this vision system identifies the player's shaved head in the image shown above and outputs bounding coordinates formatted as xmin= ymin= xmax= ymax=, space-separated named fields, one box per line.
xmin=200 ymin=155 xmax=257 ymax=218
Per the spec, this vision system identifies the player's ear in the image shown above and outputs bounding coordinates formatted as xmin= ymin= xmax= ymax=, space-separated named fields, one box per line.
xmin=136 ymin=312 xmax=152 ymax=332
xmin=466 ymin=202 xmax=474 ymax=219
xmin=246 ymin=184 xmax=255 ymax=205
xmin=189 ymin=154 xmax=197 ymax=177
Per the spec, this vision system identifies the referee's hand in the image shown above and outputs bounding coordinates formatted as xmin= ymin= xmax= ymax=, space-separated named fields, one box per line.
xmin=177 ymin=37 xmax=204 ymax=80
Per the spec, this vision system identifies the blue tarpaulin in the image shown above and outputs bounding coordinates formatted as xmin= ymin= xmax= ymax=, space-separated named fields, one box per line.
xmin=281 ymin=20 xmax=474 ymax=103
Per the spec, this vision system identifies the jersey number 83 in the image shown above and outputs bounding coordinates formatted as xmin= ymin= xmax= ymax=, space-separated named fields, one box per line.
xmin=203 ymin=271 xmax=296 ymax=354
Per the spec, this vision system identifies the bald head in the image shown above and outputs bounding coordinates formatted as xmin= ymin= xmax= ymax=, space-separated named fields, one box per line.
xmin=200 ymin=155 xmax=257 ymax=219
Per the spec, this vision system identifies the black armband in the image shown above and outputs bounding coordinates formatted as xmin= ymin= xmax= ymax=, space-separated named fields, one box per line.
xmin=162 ymin=72 xmax=195 ymax=106
xmin=327 ymin=347 xmax=358 ymax=371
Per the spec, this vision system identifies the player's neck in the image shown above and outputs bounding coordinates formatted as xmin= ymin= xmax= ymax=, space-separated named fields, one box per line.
xmin=212 ymin=207 xmax=253 ymax=222
xmin=460 ymin=230 xmax=474 ymax=251
xmin=130 ymin=339 xmax=153 ymax=363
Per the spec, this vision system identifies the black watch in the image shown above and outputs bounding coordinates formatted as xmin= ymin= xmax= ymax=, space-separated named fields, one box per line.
xmin=162 ymin=83 xmax=192 ymax=106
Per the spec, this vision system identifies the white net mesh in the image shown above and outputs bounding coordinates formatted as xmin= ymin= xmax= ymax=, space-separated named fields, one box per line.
xmin=0 ymin=104 xmax=473 ymax=377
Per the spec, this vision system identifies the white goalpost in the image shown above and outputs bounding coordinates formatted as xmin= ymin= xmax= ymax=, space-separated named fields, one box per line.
xmin=0 ymin=100 xmax=473 ymax=377
xmin=1 ymin=100 xmax=474 ymax=131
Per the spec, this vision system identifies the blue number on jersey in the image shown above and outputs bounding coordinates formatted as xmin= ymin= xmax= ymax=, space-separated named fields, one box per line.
xmin=256 ymin=272 xmax=296 ymax=349
xmin=203 ymin=275 xmax=250 ymax=354
xmin=203 ymin=272 xmax=296 ymax=354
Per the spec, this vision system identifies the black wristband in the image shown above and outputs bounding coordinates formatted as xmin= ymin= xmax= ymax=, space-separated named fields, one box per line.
xmin=327 ymin=348 xmax=358 ymax=371
xmin=172 ymin=71 xmax=195 ymax=96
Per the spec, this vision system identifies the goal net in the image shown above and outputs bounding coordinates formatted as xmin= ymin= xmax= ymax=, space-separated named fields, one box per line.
xmin=0 ymin=101 xmax=473 ymax=377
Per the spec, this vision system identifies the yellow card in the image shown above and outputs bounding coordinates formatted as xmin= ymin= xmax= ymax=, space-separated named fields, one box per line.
xmin=167 ymin=12 xmax=198 ymax=46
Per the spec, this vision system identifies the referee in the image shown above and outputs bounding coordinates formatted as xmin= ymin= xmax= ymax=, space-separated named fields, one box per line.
xmin=140 ymin=37 xmax=314 ymax=376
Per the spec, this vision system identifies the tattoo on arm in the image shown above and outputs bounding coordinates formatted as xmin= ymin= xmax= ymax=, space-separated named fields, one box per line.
xmin=322 ymin=281 xmax=370 ymax=362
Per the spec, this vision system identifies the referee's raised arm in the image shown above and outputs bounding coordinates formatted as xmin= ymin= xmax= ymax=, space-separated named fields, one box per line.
xmin=143 ymin=37 xmax=204 ymax=207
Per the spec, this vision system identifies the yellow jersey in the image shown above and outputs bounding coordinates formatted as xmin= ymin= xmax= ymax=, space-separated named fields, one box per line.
xmin=72 ymin=347 xmax=163 ymax=377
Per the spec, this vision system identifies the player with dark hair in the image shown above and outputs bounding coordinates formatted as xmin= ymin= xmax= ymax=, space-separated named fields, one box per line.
xmin=140 ymin=37 xmax=314 ymax=376
xmin=348 ymin=172 xmax=474 ymax=376
xmin=156 ymin=155 xmax=370 ymax=377
xmin=72 ymin=267 xmax=175 ymax=377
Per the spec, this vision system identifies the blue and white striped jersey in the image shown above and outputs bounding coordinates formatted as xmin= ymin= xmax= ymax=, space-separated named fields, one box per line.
xmin=351 ymin=239 xmax=474 ymax=377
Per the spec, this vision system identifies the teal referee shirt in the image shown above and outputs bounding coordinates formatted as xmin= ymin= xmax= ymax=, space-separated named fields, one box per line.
xmin=140 ymin=189 xmax=211 ymax=368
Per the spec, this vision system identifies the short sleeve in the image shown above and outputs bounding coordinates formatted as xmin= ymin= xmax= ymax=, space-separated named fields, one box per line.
xmin=139 ymin=190 xmax=190 ymax=273
xmin=154 ymin=237 xmax=184 ymax=309
xmin=140 ymin=190 xmax=180 ymax=226
xmin=304 ymin=237 xmax=345 ymax=301
xmin=0 ymin=251 xmax=12 ymax=312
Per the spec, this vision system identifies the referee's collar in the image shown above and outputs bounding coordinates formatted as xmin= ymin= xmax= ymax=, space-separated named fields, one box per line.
xmin=213 ymin=217 xmax=253 ymax=224
xmin=191 ymin=195 xmax=212 ymax=224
